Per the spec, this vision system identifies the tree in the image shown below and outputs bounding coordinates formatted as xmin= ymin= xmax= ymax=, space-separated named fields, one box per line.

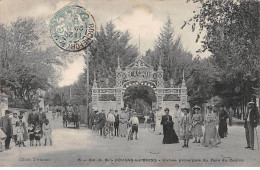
xmin=0 ymin=17 xmax=68 ymax=108
xmin=145 ymin=17 xmax=193 ymax=86
xmin=71 ymin=21 xmax=139 ymax=104
xmin=184 ymin=0 xmax=260 ymax=111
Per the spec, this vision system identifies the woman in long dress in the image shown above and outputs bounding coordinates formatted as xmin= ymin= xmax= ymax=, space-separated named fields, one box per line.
xmin=180 ymin=107 xmax=193 ymax=148
xmin=119 ymin=108 xmax=128 ymax=137
xmin=172 ymin=104 xmax=182 ymax=137
xmin=191 ymin=105 xmax=203 ymax=143
xmin=201 ymin=105 xmax=221 ymax=147
xmin=161 ymin=108 xmax=179 ymax=144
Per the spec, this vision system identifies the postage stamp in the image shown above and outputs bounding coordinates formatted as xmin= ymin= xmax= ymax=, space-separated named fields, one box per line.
xmin=46 ymin=4 xmax=95 ymax=52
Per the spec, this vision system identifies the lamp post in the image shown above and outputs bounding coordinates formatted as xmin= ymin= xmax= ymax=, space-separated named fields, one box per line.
xmin=84 ymin=48 xmax=91 ymax=128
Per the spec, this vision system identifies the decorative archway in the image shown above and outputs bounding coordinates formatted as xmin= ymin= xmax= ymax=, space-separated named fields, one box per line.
xmin=91 ymin=56 xmax=188 ymax=112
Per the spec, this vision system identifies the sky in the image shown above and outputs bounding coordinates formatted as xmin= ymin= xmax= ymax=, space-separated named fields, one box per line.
xmin=0 ymin=0 xmax=210 ymax=87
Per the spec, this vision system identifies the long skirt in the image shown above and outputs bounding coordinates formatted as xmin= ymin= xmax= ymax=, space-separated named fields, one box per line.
xmin=162 ymin=125 xmax=179 ymax=144
xmin=202 ymin=122 xmax=221 ymax=147
xmin=173 ymin=124 xmax=180 ymax=137
xmin=119 ymin=123 xmax=128 ymax=136
xmin=192 ymin=124 xmax=203 ymax=137
xmin=218 ymin=120 xmax=227 ymax=138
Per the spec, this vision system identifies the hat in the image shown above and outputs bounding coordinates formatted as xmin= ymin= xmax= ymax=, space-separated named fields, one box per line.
xmin=175 ymin=104 xmax=180 ymax=108
xmin=20 ymin=110 xmax=26 ymax=114
xmin=13 ymin=112 xmax=17 ymax=115
xmin=44 ymin=119 xmax=49 ymax=124
xmin=18 ymin=115 xmax=23 ymax=119
xmin=164 ymin=108 xmax=169 ymax=112
xmin=5 ymin=110 xmax=12 ymax=115
xmin=192 ymin=105 xmax=201 ymax=110
xmin=121 ymin=108 xmax=125 ymax=111
xmin=115 ymin=110 xmax=118 ymax=112
xmin=181 ymin=105 xmax=190 ymax=112
xmin=248 ymin=102 xmax=254 ymax=105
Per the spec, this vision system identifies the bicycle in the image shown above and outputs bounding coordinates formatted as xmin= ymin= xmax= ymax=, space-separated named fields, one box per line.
xmin=102 ymin=122 xmax=114 ymax=139
xmin=91 ymin=119 xmax=99 ymax=136
xmin=148 ymin=122 xmax=156 ymax=133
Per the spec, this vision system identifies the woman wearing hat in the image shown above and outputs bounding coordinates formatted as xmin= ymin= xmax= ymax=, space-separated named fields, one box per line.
xmin=180 ymin=106 xmax=193 ymax=148
xmin=119 ymin=108 xmax=128 ymax=137
xmin=191 ymin=105 xmax=203 ymax=143
xmin=201 ymin=104 xmax=221 ymax=147
xmin=173 ymin=104 xmax=182 ymax=137
xmin=161 ymin=108 xmax=179 ymax=144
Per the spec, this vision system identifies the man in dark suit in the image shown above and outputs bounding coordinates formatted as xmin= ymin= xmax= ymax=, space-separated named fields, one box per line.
xmin=28 ymin=108 xmax=39 ymax=126
xmin=114 ymin=110 xmax=119 ymax=137
xmin=244 ymin=102 xmax=259 ymax=150
xmin=98 ymin=109 xmax=106 ymax=136
xmin=0 ymin=110 xmax=13 ymax=150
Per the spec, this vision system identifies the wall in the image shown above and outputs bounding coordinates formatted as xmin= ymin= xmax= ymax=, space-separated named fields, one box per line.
xmin=97 ymin=101 xmax=117 ymax=115
xmin=161 ymin=101 xmax=182 ymax=115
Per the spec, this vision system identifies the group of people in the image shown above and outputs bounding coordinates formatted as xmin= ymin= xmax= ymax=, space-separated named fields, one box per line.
xmin=0 ymin=108 xmax=52 ymax=152
xmin=89 ymin=107 xmax=140 ymax=140
xmin=146 ymin=102 xmax=258 ymax=150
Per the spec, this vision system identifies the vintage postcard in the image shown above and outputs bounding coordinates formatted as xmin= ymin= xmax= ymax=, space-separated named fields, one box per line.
xmin=0 ymin=0 xmax=259 ymax=167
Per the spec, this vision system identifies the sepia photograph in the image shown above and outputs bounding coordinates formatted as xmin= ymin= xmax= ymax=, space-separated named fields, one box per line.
xmin=0 ymin=0 xmax=259 ymax=167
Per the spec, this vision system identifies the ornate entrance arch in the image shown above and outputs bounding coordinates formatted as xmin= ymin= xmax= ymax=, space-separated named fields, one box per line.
xmin=91 ymin=57 xmax=188 ymax=112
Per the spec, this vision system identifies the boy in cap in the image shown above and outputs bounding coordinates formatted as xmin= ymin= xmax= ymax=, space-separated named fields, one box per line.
xmin=129 ymin=112 xmax=139 ymax=140
xmin=34 ymin=123 xmax=42 ymax=146
xmin=43 ymin=119 xmax=52 ymax=146
xmin=28 ymin=124 xmax=35 ymax=146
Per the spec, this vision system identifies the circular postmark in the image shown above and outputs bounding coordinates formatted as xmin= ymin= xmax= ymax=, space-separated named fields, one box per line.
xmin=48 ymin=5 xmax=95 ymax=52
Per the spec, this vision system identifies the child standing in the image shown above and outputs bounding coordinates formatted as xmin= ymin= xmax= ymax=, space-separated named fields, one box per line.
xmin=191 ymin=105 xmax=203 ymax=143
xmin=42 ymin=119 xmax=52 ymax=146
xmin=180 ymin=107 xmax=193 ymax=148
xmin=34 ymin=124 xmax=41 ymax=146
xmin=16 ymin=122 xmax=24 ymax=147
xmin=129 ymin=112 xmax=139 ymax=140
xmin=11 ymin=112 xmax=19 ymax=146
xmin=18 ymin=115 xmax=27 ymax=147
xmin=28 ymin=124 xmax=35 ymax=146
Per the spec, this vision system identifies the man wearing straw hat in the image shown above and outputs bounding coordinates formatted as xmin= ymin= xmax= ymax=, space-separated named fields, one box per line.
xmin=244 ymin=101 xmax=259 ymax=150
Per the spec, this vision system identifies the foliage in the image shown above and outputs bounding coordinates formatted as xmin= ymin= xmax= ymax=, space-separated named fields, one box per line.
xmin=144 ymin=17 xmax=193 ymax=86
xmin=0 ymin=17 xmax=68 ymax=108
xmin=70 ymin=21 xmax=139 ymax=104
xmin=184 ymin=0 xmax=260 ymax=107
